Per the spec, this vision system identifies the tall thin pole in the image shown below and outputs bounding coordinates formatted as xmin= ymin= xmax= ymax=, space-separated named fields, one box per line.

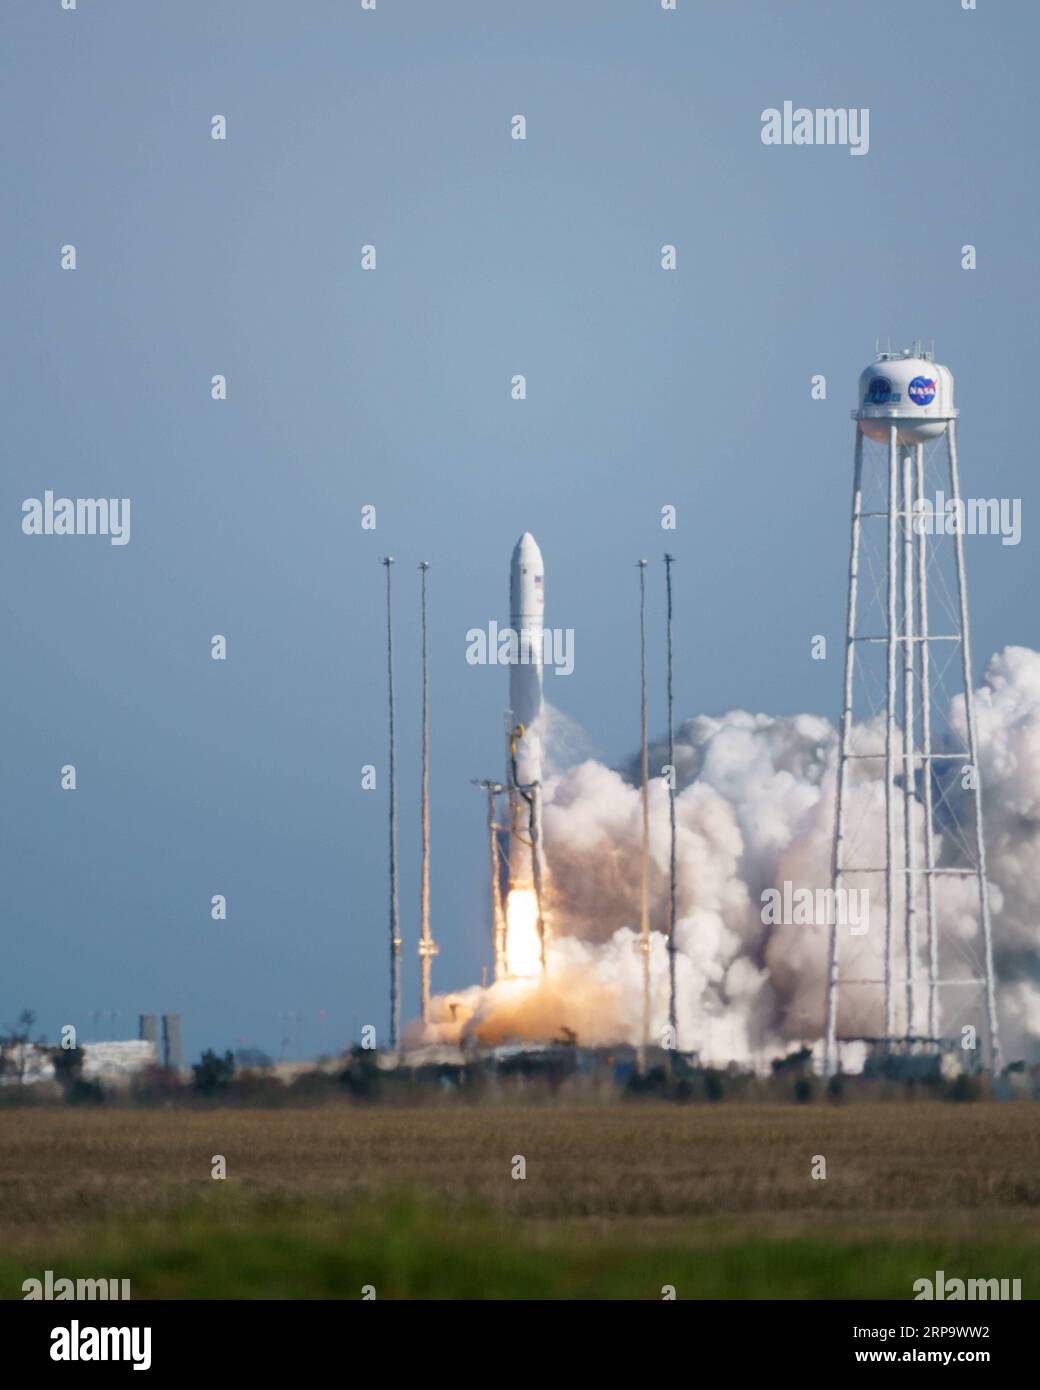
xmin=884 ymin=424 xmax=899 ymax=1039
xmin=901 ymin=452 xmax=917 ymax=1040
xmin=418 ymin=562 xmax=437 ymax=1023
xmin=664 ymin=554 xmax=678 ymax=1051
xmin=382 ymin=557 xmax=401 ymax=1050
xmin=530 ymin=783 xmax=548 ymax=974
xmin=471 ymin=779 xmax=506 ymax=981
xmin=485 ymin=783 xmax=505 ymax=980
xmin=914 ymin=444 xmax=939 ymax=1041
xmin=638 ymin=559 xmax=650 ymax=1064
xmin=948 ymin=421 xmax=1002 ymax=1072
xmin=825 ymin=425 xmax=864 ymax=1074
xmin=489 ymin=786 xmax=502 ymax=979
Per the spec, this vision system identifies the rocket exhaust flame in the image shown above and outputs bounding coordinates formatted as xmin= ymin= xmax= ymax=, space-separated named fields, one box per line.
xmin=504 ymin=889 xmax=542 ymax=979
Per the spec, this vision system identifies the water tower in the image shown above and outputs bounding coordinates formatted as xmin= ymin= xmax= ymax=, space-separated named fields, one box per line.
xmin=823 ymin=344 xmax=1001 ymax=1074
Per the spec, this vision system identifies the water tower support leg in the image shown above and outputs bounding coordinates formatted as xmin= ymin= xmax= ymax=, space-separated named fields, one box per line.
xmin=825 ymin=425 xmax=864 ymax=1075
xmin=901 ymin=451 xmax=917 ymax=1041
xmin=947 ymin=422 xmax=1002 ymax=1073
xmin=884 ymin=424 xmax=899 ymax=1039
xmin=914 ymin=444 xmax=940 ymax=1043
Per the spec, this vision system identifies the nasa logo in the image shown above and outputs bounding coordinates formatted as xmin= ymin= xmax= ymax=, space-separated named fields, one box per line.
xmin=908 ymin=376 xmax=936 ymax=407
xmin=866 ymin=376 xmax=893 ymax=405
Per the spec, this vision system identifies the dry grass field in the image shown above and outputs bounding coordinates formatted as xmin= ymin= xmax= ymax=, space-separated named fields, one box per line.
xmin=2 ymin=1102 xmax=1038 ymax=1298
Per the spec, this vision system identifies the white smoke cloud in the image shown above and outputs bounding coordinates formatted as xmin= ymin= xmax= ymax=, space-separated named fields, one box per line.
xmin=424 ymin=647 xmax=1040 ymax=1067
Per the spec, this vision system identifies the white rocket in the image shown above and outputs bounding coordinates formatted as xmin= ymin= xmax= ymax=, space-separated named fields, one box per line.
xmin=506 ymin=532 xmax=545 ymax=891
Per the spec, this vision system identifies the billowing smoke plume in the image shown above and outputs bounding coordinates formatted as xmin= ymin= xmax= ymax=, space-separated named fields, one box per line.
xmin=424 ymin=647 xmax=1040 ymax=1065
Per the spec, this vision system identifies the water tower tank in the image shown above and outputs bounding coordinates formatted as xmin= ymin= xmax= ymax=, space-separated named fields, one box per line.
xmin=854 ymin=346 xmax=955 ymax=444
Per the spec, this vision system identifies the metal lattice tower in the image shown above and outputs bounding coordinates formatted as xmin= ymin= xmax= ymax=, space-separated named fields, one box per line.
xmin=664 ymin=554 xmax=679 ymax=1051
xmin=417 ymin=562 xmax=438 ymax=1023
xmin=382 ymin=556 xmax=402 ymax=1051
xmin=824 ymin=346 xmax=1001 ymax=1075
xmin=637 ymin=559 xmax=651 ymax=1067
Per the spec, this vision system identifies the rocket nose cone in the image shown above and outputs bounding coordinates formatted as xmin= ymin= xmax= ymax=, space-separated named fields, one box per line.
xmin=510 ymin=531 xmax=544 ymax=624
xmin=512 ymin=531 xmax=542 ymax=562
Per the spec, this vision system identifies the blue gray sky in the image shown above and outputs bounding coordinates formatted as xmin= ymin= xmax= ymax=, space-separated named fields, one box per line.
xmin=2 ymin=0 xmax=1037 ymax=1060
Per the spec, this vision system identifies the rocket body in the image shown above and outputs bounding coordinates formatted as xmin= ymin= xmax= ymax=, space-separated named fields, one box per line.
xmin=506 ymin=532 xmax=545 ymax=889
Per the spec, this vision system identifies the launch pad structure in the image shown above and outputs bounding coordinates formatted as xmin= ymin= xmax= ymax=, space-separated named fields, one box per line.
xmin=428 ymin=535 xmax=685 ymax=1035
xmin=473 ymin=743 xmax=549 ymax=983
